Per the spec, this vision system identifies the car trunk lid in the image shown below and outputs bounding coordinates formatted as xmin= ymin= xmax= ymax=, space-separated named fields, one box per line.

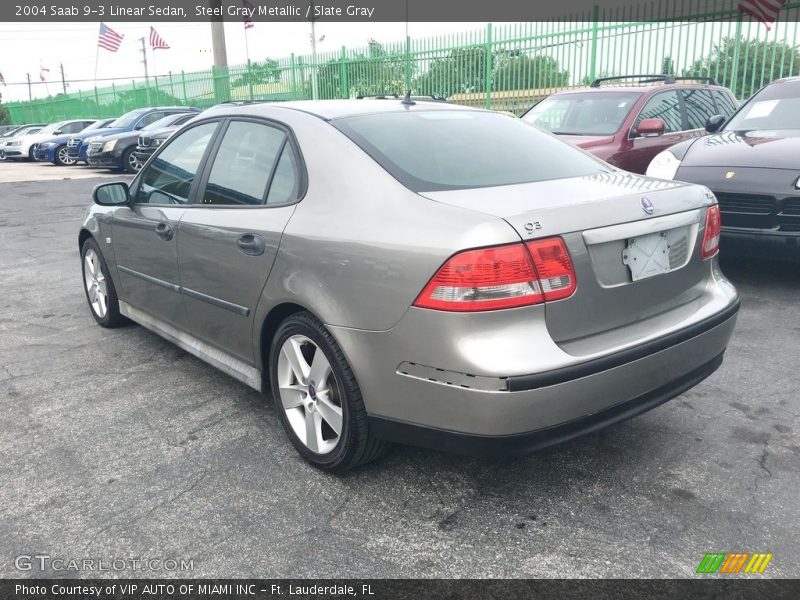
xmin=420 ymin=171 xmax=715 ymax=348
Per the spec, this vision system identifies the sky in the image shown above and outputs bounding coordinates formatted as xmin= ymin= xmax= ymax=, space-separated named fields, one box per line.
xmin=0 ymin=21 xmax=487 ymax=102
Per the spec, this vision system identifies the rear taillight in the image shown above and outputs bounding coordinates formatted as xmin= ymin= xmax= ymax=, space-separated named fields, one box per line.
xmin=413 ymin=237 xmax=576 ymax=312
xmin=525 ymin=238 xmax=577 ymax=301
xmin=702 ymin=205 xmax=721 ymax=259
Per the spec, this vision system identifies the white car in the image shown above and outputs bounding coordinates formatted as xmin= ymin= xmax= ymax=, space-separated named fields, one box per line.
xmin=1 ymin=119 xmax=94 ymax=160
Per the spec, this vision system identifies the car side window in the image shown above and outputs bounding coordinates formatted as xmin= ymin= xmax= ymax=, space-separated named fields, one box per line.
xmin=199 ymin=121 xmax=288 ymax=206
xmin=713 ymin=91 xmax=738 ymax=119
xmin=266 ymin=145 xmax=301 ymax=205
xmin=61 ymin=122 xmax=85 ymax=134
xmin=135 ymin=112 xmax=165 ymax=129
xmin=135 ymin=122 xmax=217 ymax=205
xmin=634 ymin=91 xmax=682 ymax=134
xmin=681 ymin=89 xmax=717 ymax=129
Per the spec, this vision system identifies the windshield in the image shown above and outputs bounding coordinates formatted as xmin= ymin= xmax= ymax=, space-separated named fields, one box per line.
xmin=725 ymin=80 xmax=800 ymax=131
xmin=82 ymin=119 xmax=114 ymax=132
xmin=39 ymin=122 xmax=67 ymax=135
xmin=334 ymin=110 xmax=607 ymax=192
xmin=143 ymin=114 xmax=185 ymax=131
xmin=522 ymin=91 xmax=642 ymax=135
xmin=109 ymin=110 xmax=147 ymax=129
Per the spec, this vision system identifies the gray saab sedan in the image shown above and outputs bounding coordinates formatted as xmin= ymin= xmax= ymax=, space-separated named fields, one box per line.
xmin=79 ymin=99 xmax=739 ymax=471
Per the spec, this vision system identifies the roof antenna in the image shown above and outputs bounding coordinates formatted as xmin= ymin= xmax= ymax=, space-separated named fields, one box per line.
xmin=401 ymin=90 xmax=416 ymax=106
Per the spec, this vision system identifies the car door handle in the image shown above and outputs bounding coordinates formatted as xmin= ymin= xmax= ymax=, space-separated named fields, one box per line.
xmin=236 ymin=233 xmax=265 ymax=256
xmin=155 ymin=222 xmax=174 ymax=241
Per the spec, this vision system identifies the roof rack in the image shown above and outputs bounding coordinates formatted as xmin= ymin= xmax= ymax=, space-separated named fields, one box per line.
xmin=589 ymin=74 xmax=718 ymax=87
xmin=355 ymin=94 xmax=448 ymax=102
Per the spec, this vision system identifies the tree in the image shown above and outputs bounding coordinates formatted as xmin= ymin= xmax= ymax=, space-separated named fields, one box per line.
xmin=415 ymin=47 xmax=569 ymax=96
xmin=0 ymin=105 xmax=9 ymax=126
xmin=231 ymin=58 xmax=281 ymax=88
xmin=686 ymin=37 xmax=800 ymax=99
xmin=661 ymin=56 xmax=675 ymax=75
xmin=314 ymin=39 xmax=408 ymax=99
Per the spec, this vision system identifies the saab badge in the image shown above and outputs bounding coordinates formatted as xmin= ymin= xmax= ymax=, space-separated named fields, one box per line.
xmin=640 ymin=197 xmax=655 ymax=215
xmin=725 ymin=170 xmax=736 ymax=179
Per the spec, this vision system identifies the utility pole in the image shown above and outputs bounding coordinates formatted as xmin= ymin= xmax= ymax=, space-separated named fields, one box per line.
xmin=139 ymin=36 xmax=151 ymax=105
xmin=308 ymin=1 xmax=319 ymax=100
xmin=209 ymin=0 xmax=230 ymax=102
xmin=26 ymin=73 xmax=32 ymax=101
xmin=59 ymin=63 xmax=67 ymax=95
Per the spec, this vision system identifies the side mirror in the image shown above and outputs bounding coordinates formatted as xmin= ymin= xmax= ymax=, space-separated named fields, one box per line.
xmin=636 ymin=118 xmax=666 ymax=137
xmin=53 ymin=129 xmax=62 ymax=135
xmin=705 ymin=114 xmax=725 ymax=133
xmin=93 ymin=182 xmax=130 ymax=206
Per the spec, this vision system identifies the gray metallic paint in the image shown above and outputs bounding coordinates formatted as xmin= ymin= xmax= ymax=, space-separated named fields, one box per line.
xmin=79 ymin=100 xmax=739 ymax=440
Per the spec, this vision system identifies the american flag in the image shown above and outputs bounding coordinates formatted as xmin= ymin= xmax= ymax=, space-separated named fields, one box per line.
xmin=243 ymin=0 xmax=255 ymax=29
xmin=39 ymin=65 xmax=50 ymax=82
xmin=98 ymin=23 xmax=124 ymax=52
xmin=150 ymin=27 xmax=170 ymax=50
xmin=738 ymin=0 xmax=788 ymax=30
xmin=0 ymin=71 xmax=6 ymax=87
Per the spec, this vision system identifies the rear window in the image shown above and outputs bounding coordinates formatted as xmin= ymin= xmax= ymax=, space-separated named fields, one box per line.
xmin=522 ymin=91 xmax=641 ymax=135
xmin=334 ymin=110 xmax=606 ymax=192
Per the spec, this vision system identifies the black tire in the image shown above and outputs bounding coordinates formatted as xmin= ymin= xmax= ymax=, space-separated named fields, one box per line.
xmin=80 ymin=238 xmax=127 ymax=328
xmin=121 ymin=146 xmax=139 ymax=174
xmin=270 ymin=311 xmax=389 ymax=472
xmin=27 ymin=146 xmax=35 ymax=161
xmin=53 ymin=145 xmax=70 ymax=166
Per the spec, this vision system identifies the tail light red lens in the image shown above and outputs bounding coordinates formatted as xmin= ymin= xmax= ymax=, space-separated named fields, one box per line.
xmin=525 ymin=237 xmax=577 ymax=301
xmin=702 ymin=204 xmax=721 ymax=259
xmin=413 ymin=237 xmax=576 ymax=312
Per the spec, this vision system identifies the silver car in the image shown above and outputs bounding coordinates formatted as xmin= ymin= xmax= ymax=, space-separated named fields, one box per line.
xmin=79 ymin=99 xmax=739 ymax=471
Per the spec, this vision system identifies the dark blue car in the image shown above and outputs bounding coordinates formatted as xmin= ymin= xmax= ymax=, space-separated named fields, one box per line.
xmin=34 ymin=119 xmax=114 ymax=165
xmin=67 ymin=107 xmax=197 ymax=163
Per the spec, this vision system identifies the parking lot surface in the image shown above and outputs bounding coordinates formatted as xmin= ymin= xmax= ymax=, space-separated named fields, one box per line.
xmin=0 ymin=176 xmax=798 ymax=578
xmin=0 ymin=161 xmax=120 ymax=184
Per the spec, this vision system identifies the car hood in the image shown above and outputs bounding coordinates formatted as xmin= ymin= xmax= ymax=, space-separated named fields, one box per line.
xmin=75 ymin=127 xmax=128 ymax=141
xmin=92 ymin=130 xmax=141 ymax=144
xmin=681 ymin=129 xmax=800 ymax=169
xmin=138 ymin=126 xmax=178 ymax=139
xmin=556 ymin=134 xmax=616 ymax=149
xmin=36 ymin=134 xmax=71 ymax=145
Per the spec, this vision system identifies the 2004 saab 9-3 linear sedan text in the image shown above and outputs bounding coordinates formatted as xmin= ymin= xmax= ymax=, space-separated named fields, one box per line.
xmin=79 ymin=99 xmax=739 ymax=471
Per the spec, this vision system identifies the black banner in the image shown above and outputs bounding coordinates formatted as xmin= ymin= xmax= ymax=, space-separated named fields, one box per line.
xmin=3 ymin=579 xmax=800 ymax=600
xmin=3 ymin=0 xmax=745 ymax=23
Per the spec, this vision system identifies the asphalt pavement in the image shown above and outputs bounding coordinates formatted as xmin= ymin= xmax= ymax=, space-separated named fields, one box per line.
xmin=0 ymin=171 xmax=798 ymax=578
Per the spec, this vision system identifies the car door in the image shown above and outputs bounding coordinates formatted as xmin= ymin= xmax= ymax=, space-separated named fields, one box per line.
xmin=177 ymin=118 xmax=303 ymax=363
xmin=624 ymin=90 xmax=689 ymax=173
xmin=112 ymin=121 xmax=220 ymax=328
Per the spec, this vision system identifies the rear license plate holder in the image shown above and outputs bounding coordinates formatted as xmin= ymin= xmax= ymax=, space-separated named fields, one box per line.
xmin=622 ymin=231 xmax=673 ymax=281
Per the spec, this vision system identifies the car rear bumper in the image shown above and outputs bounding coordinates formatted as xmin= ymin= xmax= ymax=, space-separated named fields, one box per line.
xmin=328 ymin=263 xmax=738 ymax=444
xmin=369 ymin=350 xmax=725 ymax=456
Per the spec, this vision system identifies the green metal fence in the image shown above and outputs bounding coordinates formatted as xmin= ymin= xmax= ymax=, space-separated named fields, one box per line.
xmin=5 ymin=1 xmax=800 ymax=124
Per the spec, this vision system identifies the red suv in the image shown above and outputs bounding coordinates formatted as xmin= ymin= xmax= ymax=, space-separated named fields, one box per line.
xmin=521 ymin=75 xmax=739 ymax=174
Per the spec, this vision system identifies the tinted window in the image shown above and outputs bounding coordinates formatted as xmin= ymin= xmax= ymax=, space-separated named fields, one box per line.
xmin=681 ymin=89 xmax=717 ymax=129
xmin=109 ymin=109 xmax=148 ymax=128
xmin=60 ymin=122 xmax=86 ymax=134
xmin=335 ymin=110 xmax=606 ymax=192
xmin=135 ymin=112 xmax=165 ymax=129
xmin=136 ymin=122 xmax=217 ymax=205
xmin=635 ymin=91 xmax=682 ymax=134
xmin=522 ymin=91 xmax=641 ymax=135
xmin=713 ymin=91 xmax=738 ymax=118
xmin=200 ymin=121 xmax=286 ymax=206
xmin=266 ymin=146 xmax=300 ymax=205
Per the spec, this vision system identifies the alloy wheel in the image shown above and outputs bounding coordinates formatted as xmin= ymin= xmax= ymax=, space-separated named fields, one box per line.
xmin=83 ymin=248 xmax=108 ymax=318
xmin=276 ymin=335 xmax=343 ymax=454
xmin=58 ymin=146 xmax=76 ymax=165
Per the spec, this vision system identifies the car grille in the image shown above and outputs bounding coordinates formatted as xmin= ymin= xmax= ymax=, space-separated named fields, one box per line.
xmin=67 ymin=138 xmax=79 ymax=147
xmin=715 ymin=192 xmax=800 ymax=233
xmin=138 ymin=135 xmax=151 ymax=147
xmin=88 ymin=141 xmax=102 ymax=154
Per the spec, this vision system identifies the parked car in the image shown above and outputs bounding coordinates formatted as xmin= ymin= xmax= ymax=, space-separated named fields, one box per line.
xmin=1 ymin=119 xmax=95 ymax=161
xmin=88 ymin=112 xmax=198 ymax=173
xmin=133 ymin=113 xmax=200 ymax=166
xmin=647 ymin=76 xmax=800 ymax=257
xmin=34 ymin=118 xmax=114 ymax=165
xmin=521 ymin=75 xmax=739 ymax=174
xmin=67 ymin=106 xmax=199 ymax=164
xmin=0 ymin=125 xmax=45 ymax=160
xmin=0 ymin=124 xmax=46 ymax=140
xmin=79 ymin=100 xmax=739 ymax=471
